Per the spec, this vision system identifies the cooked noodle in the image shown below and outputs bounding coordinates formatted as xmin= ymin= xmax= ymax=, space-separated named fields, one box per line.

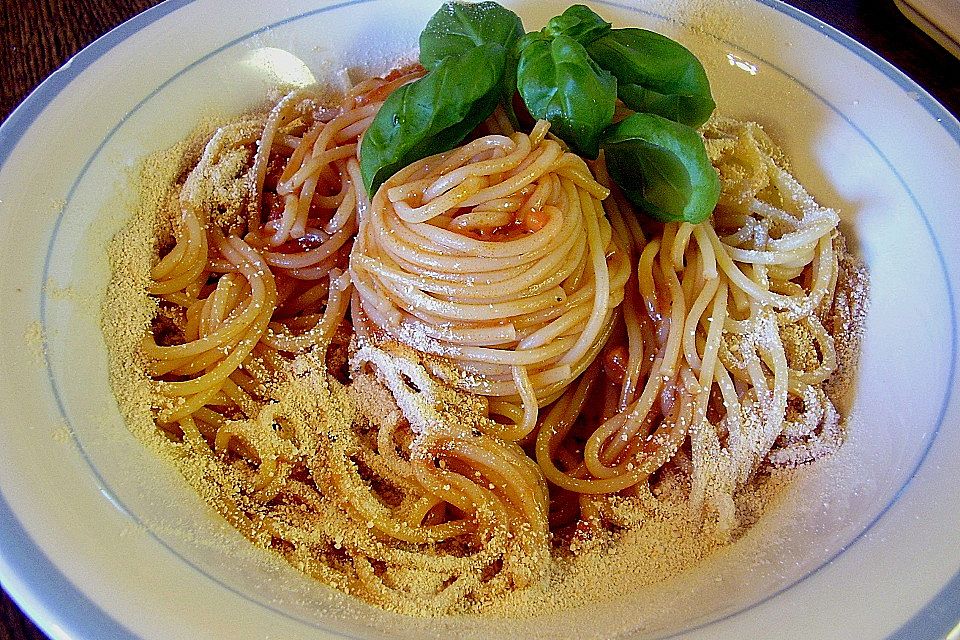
xmin=109 ymin=67 xmax=866 ymax=614
xmin=538 ymin=117 xmax=847 ymax=530
xmin=350 ymin=119 xmax=630 ymax=441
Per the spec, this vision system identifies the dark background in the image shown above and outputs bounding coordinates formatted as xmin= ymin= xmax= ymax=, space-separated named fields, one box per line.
xmin=1 ymin=0 xmax=958 ymax=638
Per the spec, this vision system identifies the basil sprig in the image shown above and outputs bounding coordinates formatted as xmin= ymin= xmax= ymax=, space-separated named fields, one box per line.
xmin=586 ymin=29 xmax=716 ymax=128
xmin=531 ymin=5 xmax=714 ymax=128
xmin=359 ymin=1 xmax=523 ymax=195
xmin=516 ymin=32 xmax=616 ymax=159
xmin=603 ymin=113 xmax=720 ymax=223
xmin=420 ymin=0 xmax=524 ymax=118
xmin=512 ymin=4 xmax=718 ymax=222
xmin=359 ymin=44 xmax=507 ymax=195
xmin=420 ymin=0 xmax=523 ymax=69
xmin=544 ymin=4 xmax=611 ymax=43
xmin=362 ymin=2 xmax=721 ymax=225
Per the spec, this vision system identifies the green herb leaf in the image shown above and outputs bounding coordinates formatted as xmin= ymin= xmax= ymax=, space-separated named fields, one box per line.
xmin=586 ymin=29 xmax=715 ymax=127
xmin=419 ymin=1 xmax=523 ymax=69
xmin=516 ymin=33 xmax=617 ymax=158
xmin=420 ymin=1 xmax=523 ymax=124
xmin=544 ymin=4 xmax=611 ymax=43
xmin=360 ymin=43 xmax=506 ymax=196
xmin=602 ymin=112 xmax=720 ymax=223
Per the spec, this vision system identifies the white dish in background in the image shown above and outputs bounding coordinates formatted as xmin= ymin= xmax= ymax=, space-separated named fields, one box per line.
xmin=1 ymin=0 xmax=959 ymax=638
xmin=894 ymin=0 xmax=960 ymax=59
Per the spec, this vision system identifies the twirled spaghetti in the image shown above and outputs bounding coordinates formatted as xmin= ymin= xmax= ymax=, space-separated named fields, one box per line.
xmin=106 ymin=67 xmax=866 ymax=614
xmin=351 ymin=118 xmax=630 ymax=441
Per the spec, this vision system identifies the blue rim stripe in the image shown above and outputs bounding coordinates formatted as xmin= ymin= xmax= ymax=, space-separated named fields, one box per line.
xmin=29 ymin=2 xmax=389 ymax=638
xmin=0 ymin=2 xmax=199 ymax=638
xmin=1 ymin=0 xmax=958 ymax=638
xmin=0 ymin=491 xmax=135 ymax=639
xmin=758 ymin=0 xmax=960 ymax=141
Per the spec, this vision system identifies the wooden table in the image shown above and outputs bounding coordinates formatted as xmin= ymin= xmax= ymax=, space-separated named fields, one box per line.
xmin=1 ymin=0 xmax=959 ymax=638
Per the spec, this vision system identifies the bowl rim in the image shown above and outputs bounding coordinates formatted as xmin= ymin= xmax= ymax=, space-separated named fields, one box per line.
xmin=2 ymin=0 xmax=960 ymax=638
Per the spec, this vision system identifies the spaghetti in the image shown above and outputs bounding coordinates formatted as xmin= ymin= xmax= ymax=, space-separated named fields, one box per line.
xmin=350 ymin=118 xmax=631 ymax=442
xmin=107 ymin=69 xmax=867 ymax=614
xmin=537 ymin=116 xmax=851 ymax=531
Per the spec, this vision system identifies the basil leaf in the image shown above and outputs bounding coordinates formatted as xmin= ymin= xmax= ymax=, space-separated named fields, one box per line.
xmin=587 ymin=29 xmax=715 ymax=127
xmin=420 ymin=1 xmax=523 ymax=125
xmin=516 ymin=33 xmax=617 ymax=159
xmin=360 ymin=44 xmax=505 ymax=195
xmin=419 ymin=1 xmax=523 ymax=69
xmin=602 ymin=112 xmax=720 ymax=223
xmin=544 ymin=4 xmax=611 ymax=43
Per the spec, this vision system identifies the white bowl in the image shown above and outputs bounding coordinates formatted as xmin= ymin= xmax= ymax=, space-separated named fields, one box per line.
xmin=1 ymin=0 xmax=959 ymax=638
